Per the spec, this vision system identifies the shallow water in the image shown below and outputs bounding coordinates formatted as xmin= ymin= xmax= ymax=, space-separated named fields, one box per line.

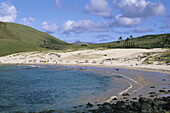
xmin=0 ymin=65 xmax=128 ymax=112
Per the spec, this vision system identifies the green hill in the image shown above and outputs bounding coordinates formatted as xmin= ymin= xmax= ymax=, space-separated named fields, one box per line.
xmin=86 ymin=33 xmax=170 ymax=49
xmin=0 ymin=21 xmax=169 ymax=57
xmin=0 ymin=22 xmax=68 ymax=56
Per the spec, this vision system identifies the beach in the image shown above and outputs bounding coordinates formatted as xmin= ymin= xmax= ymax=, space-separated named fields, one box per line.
xmin=0 ymin=48 xmax=169 ymax=73
xmin=0 ymin=48 xmax=170 ymax=112
xmin=0 ymin=65 xmax=169 ymax=112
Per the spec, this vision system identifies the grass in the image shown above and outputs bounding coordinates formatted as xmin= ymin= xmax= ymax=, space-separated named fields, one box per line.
xmin=0 ymin=22 xmax=68 ymax=56
xmin=83 ymin=33 xmax=170 ymax=49
xmin=0 ymin=21 xmax=170 ymax=57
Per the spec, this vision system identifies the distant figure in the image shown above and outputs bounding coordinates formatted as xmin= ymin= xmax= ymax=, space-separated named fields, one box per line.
xmin=85 ymin=60 xmax=89 ymax=63
xmin=158 ymin=57 xmax=161 ymax=61
xmin=44 ymin=40 xmax=47 ymax=45
xmin=92 ymin=60 xmax=97 ymax=63
xmin=56 ymin=61 xmax=58 ymax=67
xmin=75 ymin=61 xmax=79 ymax=65
xmin=100 ymin=60 xmax=104 ymax=65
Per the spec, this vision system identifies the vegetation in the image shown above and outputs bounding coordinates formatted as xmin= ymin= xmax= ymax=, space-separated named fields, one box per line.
xmin=0 ymin=22 xmax=68 ymax=56
xmin=95 ymin=34 xmax=170 ymax=49
xmin=0 ymin=21 xmax=169 ymax=57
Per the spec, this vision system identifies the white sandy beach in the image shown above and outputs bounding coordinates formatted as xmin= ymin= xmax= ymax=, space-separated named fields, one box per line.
xmin=0 ymin=48 xmax=169 ymax=73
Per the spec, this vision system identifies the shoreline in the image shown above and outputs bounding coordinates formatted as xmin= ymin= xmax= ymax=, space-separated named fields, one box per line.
xmin=1 ymin=62 xmax=170 ymax=75
xmin=1 ymin=63 xmax=169 ymax=98
xmin=0 ymin=48 xmax=169 ymax=75
xmin=1 ymin=63 xmax=170 ymax=112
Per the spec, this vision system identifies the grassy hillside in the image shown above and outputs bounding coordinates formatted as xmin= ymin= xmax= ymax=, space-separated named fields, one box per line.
xmin=0 ymin=21 xmax=169 ymax=56
xmin=85 ymin=33 xmax=170 ymax=49
xmin=0 ymin=22 xmax=68 ymax=56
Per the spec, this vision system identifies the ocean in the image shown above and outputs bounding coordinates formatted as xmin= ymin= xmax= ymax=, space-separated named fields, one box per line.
xmin=0 ymin=65 xmax=169 ymax=112
xmin=0 ymin=65 xmax=129 ymax=112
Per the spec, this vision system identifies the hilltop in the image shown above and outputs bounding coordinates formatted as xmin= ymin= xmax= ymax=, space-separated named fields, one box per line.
xmin=0 ymin=21 xmax=169 ymax=57
xmin=88 ymin=33 xmax=170 ymax=49
xmin=0 ymin=22 xmax=68 ymax=56
xmin=71 ymin=41 xmax=92 ymax=45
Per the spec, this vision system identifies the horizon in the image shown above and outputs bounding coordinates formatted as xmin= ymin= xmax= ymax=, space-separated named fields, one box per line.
xmin=0 ymin=0 xmax=170 ymax=43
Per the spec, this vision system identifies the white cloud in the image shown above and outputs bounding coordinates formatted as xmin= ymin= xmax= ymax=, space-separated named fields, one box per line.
xmin=0 ymin=2 xmax=17 ymax=22
xmin=19 ymin=17 xmax=34 ymax=26
xmin=41 ymin=21 xmax=58 ymax=33
xmin=113 ymin=14 xmax=141 ymax=27
xmin=134 ymin=27 xmax=153 ymax=33
xmin=84 ymin=0 xmax=111 ymax=17
xmin=63 ymin=20 xmax=109 ymax=34
xmin=56 ymin=0 xmax=59 ymax=7
xmin=114 ymin=0 xmax=166 ymax=18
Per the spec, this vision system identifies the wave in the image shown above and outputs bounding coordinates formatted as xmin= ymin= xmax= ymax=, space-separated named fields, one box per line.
xmin=106 ymin=73 xmax=144 ymax=102
xmin=29 ymin=65 xmax=37 ymax=67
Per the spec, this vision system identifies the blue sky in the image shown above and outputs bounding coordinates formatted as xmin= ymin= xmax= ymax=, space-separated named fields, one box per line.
xmin=0 ymin=0 xmax=169 ymax=43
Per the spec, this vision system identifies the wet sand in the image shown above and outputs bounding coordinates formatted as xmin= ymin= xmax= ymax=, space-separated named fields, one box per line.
xmin=57 ymin=65 xmax=170 ymax=112
xmin=0 ymin=64 xmax=169 ymax=112
xmin=57 ymin=65 xmax=170 ymax=103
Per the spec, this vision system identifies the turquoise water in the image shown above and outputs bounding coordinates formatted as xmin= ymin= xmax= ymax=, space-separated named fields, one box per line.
xmin=0 ymin=65 xmax=121 ymax=112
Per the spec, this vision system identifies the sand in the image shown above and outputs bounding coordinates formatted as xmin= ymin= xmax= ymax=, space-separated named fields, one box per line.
xmin=66 ymin=66 xmax=170 ymax=103
xmin=0 ymin=49 xmax=169 ymax=109
xmin=0 ymin=48 xmax=169 ymax=74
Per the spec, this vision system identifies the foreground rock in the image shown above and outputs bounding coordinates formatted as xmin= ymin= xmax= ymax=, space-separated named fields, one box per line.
xmin=87 ymin=96 xmax=170 ymax=113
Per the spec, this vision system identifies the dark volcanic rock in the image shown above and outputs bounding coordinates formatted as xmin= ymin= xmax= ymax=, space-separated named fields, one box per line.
xmin=132 ymin=102 xmax=141 ymax=111
xmin=87 ymin=102 xmax=93 ymax=108
xmin=116 ymin=101 xmax=126 ymax=110
xmin=139 ymin=97 xmax=147 ymax=105
xmin=166 ymin=90 xmax=170 ymax=94
xmin=54 ymin=97 xmax=170 ymax=113
xmin=150 ymin=86 xmax=155 ymax=88
xmin=132 ymin=98 xmax=137 ymax=100
xmin=88 ymin=97 xmax=170 ymax=113
xmin=112 ymin=98 xmax=118 ymax=100
xmin=116 ymin=68 xmax=119 ymax=71
xmin=39 ymin=110 xmax=56 ymax=113
xmin=122 ymin=93 xmax=130 ymax=96
xmin=162 ymin=79 xmax=166 ymax=81
xmin=150 ymin=95 xmax=155 ymax=98
xmin=141 ymin=103 xmax=152 ymax=112
xmin=159 ymin=90 xmax=166 ymax=93
xmin=149 ymin=92 xmax=157 ymax=95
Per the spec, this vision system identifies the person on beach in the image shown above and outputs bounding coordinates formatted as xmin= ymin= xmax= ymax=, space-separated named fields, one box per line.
xmin=92 ymin=60 xmax=97 ymax=63
xmin=56 ymin=61 xmax=58 ymax=67
xmin=100 ymin=60 xmax=104 ymax=65
xmin=158 ymin=57 xmax=161 ymax=61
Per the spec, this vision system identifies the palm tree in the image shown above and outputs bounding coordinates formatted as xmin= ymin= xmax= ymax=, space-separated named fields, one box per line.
xmin=126 ymin=37 xmax=129 ymax=41
xmin=119 ymin=36 xmax=122 ymax=41
xmin=130 ymin=35 xmax=133 ymax=39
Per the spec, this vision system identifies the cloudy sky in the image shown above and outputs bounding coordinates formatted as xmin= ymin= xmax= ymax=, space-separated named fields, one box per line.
xmin=0 ymin=0 xmax=169 ymax=43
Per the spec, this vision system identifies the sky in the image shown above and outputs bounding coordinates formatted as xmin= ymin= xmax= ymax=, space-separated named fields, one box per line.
xmin=0 ymin=0 xmax=170 ymax=43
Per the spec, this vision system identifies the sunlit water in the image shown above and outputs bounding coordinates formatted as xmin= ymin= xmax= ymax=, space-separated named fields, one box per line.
xmin=0 ymin=65 xmax=127 ymax=112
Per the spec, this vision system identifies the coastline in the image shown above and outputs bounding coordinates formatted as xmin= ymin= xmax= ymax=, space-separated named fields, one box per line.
xmin=1 ymin=62 xmax=169 ymax=75
xmin=0 ymin=48 xmax=170 ymax=112
xmin=0 ymin=48 xmax=169 ymax=75
xmin=0 ymin=64 xmax=170 ymax=112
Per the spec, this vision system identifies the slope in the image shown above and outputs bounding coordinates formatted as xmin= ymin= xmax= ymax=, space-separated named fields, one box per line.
xmin=87 ymin=33 xmax=170 ymax=49
xmin=0 ymin=22 xmax=68 ymax=56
